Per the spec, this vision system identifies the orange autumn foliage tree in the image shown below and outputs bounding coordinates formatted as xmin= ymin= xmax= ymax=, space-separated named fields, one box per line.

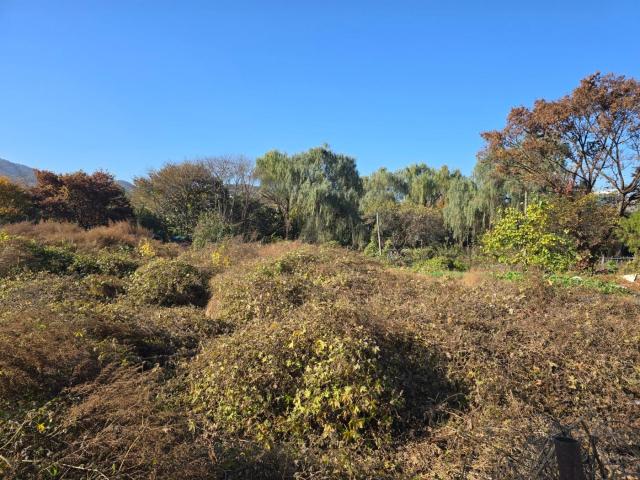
xmin=0 ymin=176 xmax=33 ymax=224
xmin=31 ymin=170 xmax=133 ymax=228
xmin=482 ymin=72 xmax=640 ymax=214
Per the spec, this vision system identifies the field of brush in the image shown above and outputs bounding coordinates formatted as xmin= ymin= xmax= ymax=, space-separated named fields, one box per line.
xmin=1 ymin=223 xmax=639 ymax=479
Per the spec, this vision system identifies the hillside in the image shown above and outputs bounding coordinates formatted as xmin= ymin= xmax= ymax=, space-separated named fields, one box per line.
xmin=0 ymin=226 xmax=638 ymax=479
xmin=0 ymin=158 xmax=36 ymax=185
xmin=0 ymin=157 xmax=134 ymax=191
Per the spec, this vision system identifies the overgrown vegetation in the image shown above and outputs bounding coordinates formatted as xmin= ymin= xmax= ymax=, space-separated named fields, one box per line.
xmin=482 ymin=202 xmax=577 ymax=271
xmin=1 ymin=71 xmax=640 ymax=478
xmin=128 ymin=258 xmax=209 ymax=306
xmin=0 ymin=240 xmax=637 ymax=479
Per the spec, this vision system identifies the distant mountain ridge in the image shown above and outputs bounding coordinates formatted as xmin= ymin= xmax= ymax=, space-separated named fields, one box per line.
xmin=0 ymin=158 xmax=36 ymax=186
xmin=0 ymin=157 xmax=133 ymax=191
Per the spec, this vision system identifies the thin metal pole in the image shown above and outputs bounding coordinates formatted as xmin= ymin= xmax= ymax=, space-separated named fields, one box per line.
xmin=376 ymin=212 xmax=382 ymax=256
xmin=553 ymin=436 xmax=586 ymax=480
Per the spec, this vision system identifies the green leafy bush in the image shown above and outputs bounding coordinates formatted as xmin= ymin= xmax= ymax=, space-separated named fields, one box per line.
xmin=128 ymin=259 xmax=208 ymax=306
xmin=0 ymin=235 xmax=75 ymax=277
xmin=617 ymin=210 xmax=640 ymax=254
xmin=412 ymin=255 xmax=467 ymax=274
xmin=0 ymin=232 xmax=140 ymax=280
xmin=37 ymin=245 xmax=76 ymax=273
xmin=363 ymin=239 xmax=380 ymax=257
xmin=399 ymin=246 xmax=438 ymax=262
xmin=68 ymin=251 xmax=102 ymax=275
xmin=94 ymin=249 xmax=140 ymax=276
xmin=83 ymin=274 xmax=128 ymax=299
xmin=69 ymin=249 xmax=139 ymax=277
xmin=482 ymin=203 xmax=576 ymax=272
xmin=192 ymin=211 xmax=233 ymax=249
xmin=494 ymin=270 xmax=525 ymax=282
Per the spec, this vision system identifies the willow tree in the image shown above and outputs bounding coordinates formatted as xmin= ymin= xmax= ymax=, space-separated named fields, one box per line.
xmin=255 ymin=150 xmax=302 ymax=240
xmin=256 ymin=146 xmax=363 ymax=244
xmin=399 ymin=164 xmax=460 ymax=207
xmin=472 ymin=155 xmax=526 ymax=229
xmin=442 ymin=176 xmax=480 ymax=246
xmin=360 ymin=167 xmax=404 ymax=215
xmin=297 ymin=146 xmax=363 ymax=245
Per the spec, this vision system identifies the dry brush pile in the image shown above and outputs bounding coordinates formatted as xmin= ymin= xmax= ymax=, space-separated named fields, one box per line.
xmin=0 ymin=232 xmax=638 ymax=478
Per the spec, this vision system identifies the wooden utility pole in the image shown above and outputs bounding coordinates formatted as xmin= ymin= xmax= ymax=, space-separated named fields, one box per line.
xmin=553 ymin=436 xmax=586 ymax=480
xmin=376 ymin=212 xmax=382 ymax=256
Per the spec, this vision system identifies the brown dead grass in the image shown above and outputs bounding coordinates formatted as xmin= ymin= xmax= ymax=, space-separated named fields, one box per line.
xmin=1 ymin=243 xmax=638 ymax=479
xmin=2 ymin=220 xmax=166 ymax=252
xmin=459 ymin=269 xmax=488 ymax=287
xmin=202 ymin=245 xmax=640 ymax=478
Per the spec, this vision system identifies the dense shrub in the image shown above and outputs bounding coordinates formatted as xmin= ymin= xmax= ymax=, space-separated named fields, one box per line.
xmin=70 ymin=249 xmax=140 ymax=277
xmin=192 ymin=210 xmax=233 ymax=248
xmin=0 ymin=235 xmax=75 ymax=277
xmin=83 ymin=274 xmax=128 ymax=299
xmin=549 ymin=194 xmax=619 ymax=266
xmin=367 ymin=203 xmax=447 ymax=252
xmin=482 ymin=203 xmax=576 ymax=271
xmin=128 ymin=259 xmax=209 ymax=306
xmin=412 ymin=255 xmax=467 ymax=273
xmin=190 ymin=304 xmax=458 ymax=450
xmin=0 ymin=274 xmax=219 ymax=406
xmin=239 ymin=200 xmax=285 ymax=241
xmin=0 ymin=235 xmax=41 ymax=277
xmin=0 ymin=307 xmax=103 ymax=402
xmin=1 ymin=243 xmax=639 ymax=479
xmin=205 ymin=249 xmax=369 ymax=326
xmin=617 ymin=210 xmax=640 ymax=254
xmin=0 ymin=233 xmax=140 ymax=278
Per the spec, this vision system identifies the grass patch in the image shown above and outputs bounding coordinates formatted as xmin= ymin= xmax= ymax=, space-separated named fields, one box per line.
xmin=545 ymin=273 xmax=629 ymax=294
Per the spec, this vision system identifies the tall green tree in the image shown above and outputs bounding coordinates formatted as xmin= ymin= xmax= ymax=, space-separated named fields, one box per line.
xmin=131 ymin=162 xmax=228 ymax=238
xmin=397 ymin=164 xmax=460 ymax=207
xmin=297 ymin=146 xmax=363 ymax=245
xmin=255 ymin=150 xmax=302 ymax=240
xmin=360 ymin=168 xmax=403 ymax=215
xmin=443 ymin=177 xmax=479 ymax=246
xmin=256 ymin=146 xmax=363 ymax=244
xmin=617 ymin=210 xmax=640 ymax=254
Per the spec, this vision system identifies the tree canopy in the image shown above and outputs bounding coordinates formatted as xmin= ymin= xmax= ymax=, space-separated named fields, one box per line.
xmin=0 ymin=176 xmax=33 ymax=224
xmin=131 ymin=162 xmax=228 ymax=239
xmin=256 ymin=146 xmax=363 ymax=244
xmin=482 ymin=72 xmax=640 ymax=214
xmin=31 ymin=170 xmax=132 ymax=228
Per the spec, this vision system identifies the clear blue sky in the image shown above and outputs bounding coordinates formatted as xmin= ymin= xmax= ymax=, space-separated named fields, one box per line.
xmin=1 ymin=1 xmax=639 ymax=181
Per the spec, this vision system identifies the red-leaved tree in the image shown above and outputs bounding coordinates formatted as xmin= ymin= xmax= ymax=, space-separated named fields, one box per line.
xmin=31 ymin=170 xmax=133 ymax=228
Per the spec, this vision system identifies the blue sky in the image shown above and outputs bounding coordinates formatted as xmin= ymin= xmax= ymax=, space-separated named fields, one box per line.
xmin=1 ymin=1 xmax=639 ymax=181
